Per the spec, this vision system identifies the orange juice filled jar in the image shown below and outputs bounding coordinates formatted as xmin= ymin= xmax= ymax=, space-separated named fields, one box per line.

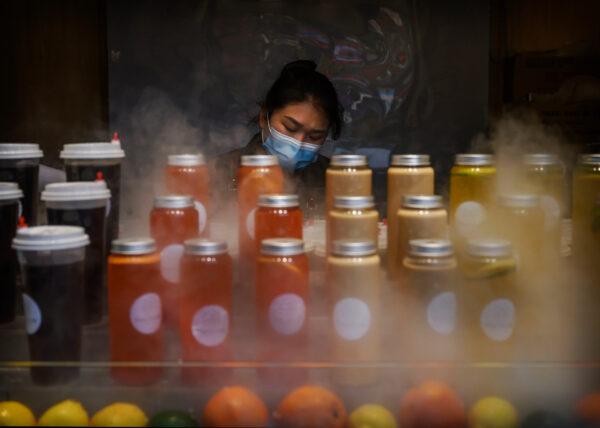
xmin=387 ymin=154 xmax=434 ymax=278
xmin=449 ymin=154 xmax=496 ymax=242
xmin=326 ymin=154 xmax=372 ymax=213
xmin=108 ymin=238 xmax=164 ymax=385
xmin=180 ymin=239 xmax=232 ymax=384
xmin=328 ymin=196 xmax=378 ymax=255
xmin=255 ymin=194 xmax=303 ymax=253
xmin=237 ymin=155 xmax=284 ymax=277
xmin=150 ymin=195 xmax=199 ymax=325
xmin=327 ymin=240 xmax=380 ymax=385
xmin=256 ymin=238 xmax=309 ymax=385
xmin=165 ymin=154 xmax=210 ymax=236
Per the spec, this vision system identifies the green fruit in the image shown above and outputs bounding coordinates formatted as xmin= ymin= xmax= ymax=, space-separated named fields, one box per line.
xmin=148 ymin=410 xmax=198 ymax=427
xmin=469 ymin=396 xmax=518 ymax=428
xmin=348 ymin=404 xmax=397 ymax=428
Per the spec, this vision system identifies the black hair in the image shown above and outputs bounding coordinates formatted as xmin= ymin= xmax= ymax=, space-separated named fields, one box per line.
xmin=261 ymin=60 xmax=344 ymax=140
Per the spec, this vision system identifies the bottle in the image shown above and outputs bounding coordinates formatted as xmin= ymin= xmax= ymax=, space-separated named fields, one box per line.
xmin=326 ymin=154 xmax=372 ymax=213
xmin=180 ymin=239 xmax=233 ymax=384
xmin=255 ymin=194 xmax=303 ymax=254
xmin=387 ymin=154 xmax=434 ymax=279
xmin=328 ymin=195 xmax=378 ymax=255
xmin=0 ymin=182 xmax=23 ymax=323
xmin=572 ymin=154 xmax=600 ymax=271
xmin=327 ymin=240 xmax=380 ymax=385
xmin=108 ymin=238 xmax=164 ymax=385
xmin=402 ymin=239 xmax=458 ymax=361
xmin=165 ymin=154 xmax=210 ymax=236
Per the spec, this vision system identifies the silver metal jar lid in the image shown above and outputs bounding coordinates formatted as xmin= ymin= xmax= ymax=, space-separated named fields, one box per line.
xmin=402 ymin=195 xmax=444 ymax=209
xmin=331 ymin=240 xmax=377 ymax=257
xmin=13 ymin=226 xmax=90 ymax=251
xmin=408 ymin=239 xmax=454 ymax=257
xmin=258 ymin=194 xmax=299 ymax=208
xmin=185 ymin=239 xmax=228 ymax=256
xmin=578 ymin=154 xmax=600 ymax=165
xmin=523 ymin=153 xmax=560 ymax=166
xmin=154 ymin=195 xmax=194 ymax=209
xmin=241 ymin=155 xmax=279 ymax=167
xmin=0 ymin=182 xmax=23 ymax=200
xmin=391 ymin=154 xmax=430 ymax=167
xmin=467 ymin=238 xmax=513 ymax=258
xmin=455 ymin=154 xmax=495 ymax=166
xmin=60 ymin=142 xmax=125 ymax=159
xmin=111 ymin=237 xmax=156 ymax=255
xmin=330 ymin=154 xmax=368 ymax=167
xmin=334 ymin=195 xmax=375 ymax=209
xmin=498 ymin=194 xmax=540 ymax=208
xmin=42 ymin=181 xmax=111 ymax=202
xmin=0 ymin=143 xmax=43 ymax=159
xmin=260 ymin=238 xmax=305 ymax=256
xmin=168 ymin=154 xmax=206 ymax=166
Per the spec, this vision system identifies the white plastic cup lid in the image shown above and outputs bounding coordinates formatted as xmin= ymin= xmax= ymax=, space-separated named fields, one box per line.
xmin=60 ymin=142 xmax=125 ymax=160
xmin=41 ymin=181 xmax=111 ymax=202
xmin=0 ymin=182 xmax=23 ymax=200
xmin=0 ymin=143 xmax=43 ymax=159
xmin=168 ymin=154 xmax=206 ymax=166
xmin=13 ymin=225 xmax=90 ymax=251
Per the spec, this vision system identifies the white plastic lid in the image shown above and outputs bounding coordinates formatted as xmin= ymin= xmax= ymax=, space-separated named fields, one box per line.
xmin=154 ymin=195 xmax=194 ymax=209
xmin=13 ymin=226 xmax=90 ymax=251
xmin=41 ymin=181 xmax=111 ymax=202
xmin=168 ymin=154 xmax=206 ymax=166
xmin=260 ymin=238 xmax=305 ymax=256
xmin=0 ymin=143 xmax=43 ymax=159
xmin=330 ymin=154 xmax=368 ymax=167
xmin=241 ymin=155 xmax=278 ymax=167
xmin=331 ymin=240 xmax=377 ymax=257
xmin=60 ymin=142 xmax=125 ymax=160
xmin=0 ymin=182 xmax=23 ymax=200
xmin=467 ymin=238 xmax=512 ymax=258
xmin=391 ymin=154 xmax=430 ymax=167
xmin=111 ymin=238 xmax=156 ymax=255
xmin=523 ymin=153 xmax=561 ymax=166
xmin=455 ymin=154 xmax=495 ymax=166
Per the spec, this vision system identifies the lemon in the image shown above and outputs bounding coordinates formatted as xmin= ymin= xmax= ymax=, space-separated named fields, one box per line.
xmin=91 ymin=403 xmax=147 ymax=427
xmin=0 ymin=401 xmax=36 ymax=426
xmin=348 ymin=404 xmax=397 ymax=428
xmin=39 ymin=399 xmax=89 ymax=427
xmin=469 ymin=396 xmax=518 ymax=428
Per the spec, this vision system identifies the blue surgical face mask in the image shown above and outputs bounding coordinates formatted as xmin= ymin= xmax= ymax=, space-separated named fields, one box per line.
xmin=262 ymin=116 xmax=321 ymax=171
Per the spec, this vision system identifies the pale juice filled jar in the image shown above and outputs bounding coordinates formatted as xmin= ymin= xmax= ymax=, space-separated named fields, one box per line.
xmin=396 ymin=195 xmax=448 ymax=278
xmin=522 ymin=153 xmax=566 ymax=218
xmin=327 ymin=240 xmax=380 ymax=385
xmin=326 ymin=154 xmax=372 ymax=214
xmin=328 ymin=195 xmax=378 ymax=255
xmin=387 ymin=154 xmax=434 ymax=279
xmin=572 ymin=154 xmax=600 ymax=270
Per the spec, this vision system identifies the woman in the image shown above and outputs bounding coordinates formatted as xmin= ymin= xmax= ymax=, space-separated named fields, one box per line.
xmin=214 ymin=60 xmax=343 ymax=213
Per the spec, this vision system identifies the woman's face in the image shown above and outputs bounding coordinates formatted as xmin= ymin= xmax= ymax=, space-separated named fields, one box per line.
xmin=260 ymin=100 xmax=329 ymax=145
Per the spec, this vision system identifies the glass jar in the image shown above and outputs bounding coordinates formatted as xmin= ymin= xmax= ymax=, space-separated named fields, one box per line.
xmin=328 ymin=195 xmax=378 ymax=255
xmin=572 ymin=154 xmax=600 ymax=270
xmin=255 ymin=194 xmax=303 ymax=253
xmin=326 ymin=154 xmax=372 ymax=213
xmin=0 ymin=182 xmax=22 ymax=324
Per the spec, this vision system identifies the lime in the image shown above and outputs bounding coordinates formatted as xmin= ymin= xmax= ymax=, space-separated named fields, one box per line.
xmin=91 ymin=403 xmax=147 ymax=427
xmin=38 ymin=399 xmax=89 ymax=427
xmin=0 ymin=401 xmax=36 ymax=426
xmin=149 ymin=410 xmax=198 ymax=427
xmin=348 ymin=404 xmax=397 ymax=428
xmin=469 ymin=396 xmax=518 ymax=428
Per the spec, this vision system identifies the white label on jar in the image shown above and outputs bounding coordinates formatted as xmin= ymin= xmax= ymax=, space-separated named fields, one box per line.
xmin=454 ymin=201 xmax=486 ymax=235
xmin=160 ymin=244 xmax=184 ymax=284
xmin=268 ymin=293 xmax=305 ymax=336
xmin=333 ymin=297 xmax=371 ymax=341
xmin=22 ymin=294 xmax=42 ymax=335
xmin=480 ymin=298 xmax=515 ymax=342
xmin=426 ymin=291 xmax=456 ymax=335
xmin=129 ymin=292 xmax=162 ymax=335
xmin=246 ymin=207 xmax=257 ymax=239
xmin=195 ymin=200 xmax=207 ymax=233
xmin=191 ymin=305 xmax=229 ymax=347
xmin=105 ymin=198 xmax=111 ymax=218
xmin=540 ymin=196 xmax=560 ymax=230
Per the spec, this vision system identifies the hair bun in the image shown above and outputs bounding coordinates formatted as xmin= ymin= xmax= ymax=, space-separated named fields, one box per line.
xmin=281 ymin=60 xmax=317 ymax=76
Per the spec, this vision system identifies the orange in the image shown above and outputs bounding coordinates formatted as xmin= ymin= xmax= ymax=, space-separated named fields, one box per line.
xmin=399 ymin=380 xmax=466 ymax=428
xmin=273 ymin=385 xmax=346 ymax=428
xmin=576 ymin=392 xmax=600 ymax=423
xmin=202 ymin=386 xmax=269 ymax=427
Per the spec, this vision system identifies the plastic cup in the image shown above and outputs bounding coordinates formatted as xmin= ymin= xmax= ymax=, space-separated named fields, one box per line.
xmin=0 ymin=182 xmax=23 ymax=323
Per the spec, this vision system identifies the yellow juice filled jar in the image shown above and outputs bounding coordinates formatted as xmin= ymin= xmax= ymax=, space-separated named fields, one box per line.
xmin=572 ymin=154 xmax=600 ymax=270
xmin=450 ymin=154 xmax=496 ymax=240
xmin=402 ymin=239 xmax=459 ymax=361
xmin=522 ymin=153 xmax=566 ymax=218
xmin=328 ymin=195 xmax=378 ymax=255
xmin=461 ymin=239 xmax=518 ymax=362
xmin=327 ymin=240 xmax=380 ymax=385
xmin=326 ymin=155 xmax=372 ymax=214
xmin=387 ymin=154 xmax=434 ymax=279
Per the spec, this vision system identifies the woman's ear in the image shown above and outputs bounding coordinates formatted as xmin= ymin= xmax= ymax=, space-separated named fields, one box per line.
xmin=259 ymin=108 xmax=267 ymax=130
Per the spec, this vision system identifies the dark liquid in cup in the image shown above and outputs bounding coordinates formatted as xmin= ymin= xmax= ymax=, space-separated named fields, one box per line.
xmin=22 ymin=261 xmax=84 ymax=385
xmin=65 ymin=163 xmax=120 ymax=255
xmin=0 ymin=201 xmax=19 ymax=323
xmin=0 ymin=161 xmax=39 ymax=225
xmin=47 ymin=207 xmax=106 ymax=324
